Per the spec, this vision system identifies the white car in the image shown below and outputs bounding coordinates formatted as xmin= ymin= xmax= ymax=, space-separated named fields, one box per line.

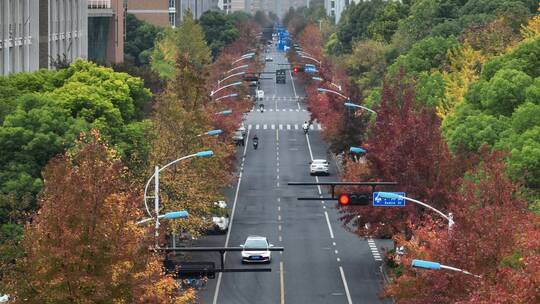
xmin=211 ymin=201 xmax=230 ymax=234
xmin=310 ymin=159 xmax=329 ymax=176
xmin=240 ymin=236 xmax=273 ymax=263
xmin=265 ymin=56 xmax=273 ymax=62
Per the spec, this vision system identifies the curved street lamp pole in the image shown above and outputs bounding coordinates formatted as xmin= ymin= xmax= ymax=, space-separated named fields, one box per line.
xmin=378 ymin=192 xmax=455 ymax=230
xmin=344 ymin=102 xmax=377 ymax=115
xmin=210 ymin=81 xmax=242 ymax=97
xmin=412 ymin=259 xmax=481 ymax=278
xmin=300 ymin=55 xmax=322 ymax=65
xmin=218 ymin=71 xmax=245 ymax=89
xmin=143 ymin=150 xmax=214 ymax=246
xmin=317 ymin=87 xmax=349 ymax=100
xmin=215 ymin=93 xmax=239 ymax=102
xmin=225 ymin=64 xmax=249 ymax=75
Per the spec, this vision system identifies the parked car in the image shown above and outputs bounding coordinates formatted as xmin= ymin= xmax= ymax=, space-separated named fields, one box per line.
xmin=240 ymin=235 xmax=273 ymax=263
xmin=210 ymin=201 xmax=230 ymax=234
xmin=265 ymin=56 xmax=273 ymax=62
xmin=310 ymin=159 xmax=329 ymax=175
xmin=232 ymin=131 xmax=245 ymax=146
xmin=238 ymin=125 xmax=247 ymax=137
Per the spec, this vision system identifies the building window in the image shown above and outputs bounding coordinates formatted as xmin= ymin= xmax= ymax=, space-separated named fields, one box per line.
xmin=169 ymin=12 xmax=176 ymax=27
xmin=169 ymin=0 xmax=175 ymax=9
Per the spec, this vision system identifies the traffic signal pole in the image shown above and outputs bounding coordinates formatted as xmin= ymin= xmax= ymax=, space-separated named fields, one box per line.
xmin=288 ymin=181 xmax=398 ymax=202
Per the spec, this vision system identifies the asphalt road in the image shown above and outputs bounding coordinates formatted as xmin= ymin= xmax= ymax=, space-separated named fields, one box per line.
xmin=191 ymin=44 xmax=393 ymax=304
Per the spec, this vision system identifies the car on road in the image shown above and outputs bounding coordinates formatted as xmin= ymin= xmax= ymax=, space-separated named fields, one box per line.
xmin=241 ymin=235 xmax=273 ymax=263
xmin=265 ymin=56 xmax=273 ymax=62
xmin=310 ymin=159 xmax=330 ymax=176
xmin=232 ymin=130 xmax=245 ymax=146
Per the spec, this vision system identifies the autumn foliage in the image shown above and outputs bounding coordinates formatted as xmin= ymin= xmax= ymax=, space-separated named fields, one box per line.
xmin=385 ymin=152 xmax=540 ymax=304
xmin=338 ymin=70 xmax=458 ymax=236
xmin=4 ymin=131 xmax=194 ymax=303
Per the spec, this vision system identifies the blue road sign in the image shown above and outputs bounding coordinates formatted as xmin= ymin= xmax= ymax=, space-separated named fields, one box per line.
xmin=373 ymin=192 xmax=406 ymax=207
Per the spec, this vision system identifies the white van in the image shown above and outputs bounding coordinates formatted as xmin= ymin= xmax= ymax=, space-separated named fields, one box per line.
xmin=256 ymin=90 xmax=264 ymax=102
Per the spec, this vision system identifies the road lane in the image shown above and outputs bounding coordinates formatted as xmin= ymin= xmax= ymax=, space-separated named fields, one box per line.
xmin=196 ymin=42 xmax=391 ymax=304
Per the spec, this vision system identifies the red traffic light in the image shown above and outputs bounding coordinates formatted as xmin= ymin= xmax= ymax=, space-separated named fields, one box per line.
xmin=293 ymin=67 xmax=299 ymax=74
xmin=338 ymin=193 xmax=350 ymax=206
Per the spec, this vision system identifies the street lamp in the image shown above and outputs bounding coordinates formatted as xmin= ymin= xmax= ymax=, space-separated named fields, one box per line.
xmin=210 ymin=81 xmax=242 ymax=97
xmin=377 ymin=192 xmax=455 ymax=230
xmin=312 ymin=77 xmax=342 ymax=91
xmin=225 ymin=64 xmax=248 ymax=75
xmin=317 ymin=87 xmax=349 ymax=100
xmin=350 ymin=146 xmax=366 ymax=154
xmin=197 ymin=129 xmax=223 ymax=137
xmin=412 ymin=259 xmax=481 ymax=278
xmin=344 ymin=102 xmax=377 ymax=115
xmin=143 ymin=150 xmax=214 ymax=246
xmin=300 ymin=55 xmax=321 ymax=65
xmin=217 ymin=71 xmax=246 ymax=89
xmin=137 ymin=210 xmax=189 ymax=225
xmin=215 ymin=93 xmax=239 ymax=102
xmin=215 ymin=109 xmax=233 ymax=116
xmin=232 ymin=53 xmax=255 ymax=65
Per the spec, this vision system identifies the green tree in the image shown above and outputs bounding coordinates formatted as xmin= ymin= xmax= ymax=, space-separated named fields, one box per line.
xmin=152 ymin=12 xmax=211 ymax=79
xmin=388 ymin=36 xmax=459 ymax=76
xmin=199 ymin=11 xmax=239 ymax=57
xmin=124 ymin=14 xmax=164 ymax=66
xmin=368 ymin=1 xmax=409 ymax=43
xmin=335 ymin=0 xmax=387 ymax=53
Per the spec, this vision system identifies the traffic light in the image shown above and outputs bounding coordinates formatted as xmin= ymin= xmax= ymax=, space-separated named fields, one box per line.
xmin=337 ymin=193 xmax=371 ymax=207
xmin=292 ymin=67 xmax=304 ymax=74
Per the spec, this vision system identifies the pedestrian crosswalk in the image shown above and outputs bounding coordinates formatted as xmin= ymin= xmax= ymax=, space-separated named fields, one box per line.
xmin=368 ymin=238 xmax=383 ymax=261
xmin=250 ymin=108 xmax=307 ymax=112
xmin=247 ymin=123 xmax=323 ymax=131
xmin=264 ymin=96 xmax=307 ymax=101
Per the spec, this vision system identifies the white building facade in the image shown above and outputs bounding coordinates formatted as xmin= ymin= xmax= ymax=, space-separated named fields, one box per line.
xmin=1 ymin=0 xmax=88 ymax=76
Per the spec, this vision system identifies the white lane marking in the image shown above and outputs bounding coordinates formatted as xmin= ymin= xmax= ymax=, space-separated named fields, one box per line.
xmin=278 ymin=225 xmax=282 ymax=231
xmin=288 ymin=68 xmax=298 ymax=98
xmin=282 ymin=108 xmax=286 ymax=112
xmin=287 ymin=124 xmax=291 ymax=130
xmin=294 ymin=124 xmax=298 ymax=130
xmin=337 ymin=257 xmax=341 ymax=262
xmin=271 ymin=124 xmax=275 ymax=130
xmin=263 ymin=124 xmax=267 ymax=130
xmin=310 ymin=124 xmax=314 ymax=130
xmin=289 ymin=109 xmax=293 ymax=112
xmin=339 ymin=266 xmax=353 ymax=304
xmin=278 ymin=215 xmax=281 ymax=221
xmin=333 ymin=242 xmax=336 ymax=246
xmin=256 ymin=124 xmax=259 ymax=130
xmin=324 ymin=211 xmax=335 ymax=239
xmin=276 ymin=109 xmax=280 ymax=112
xmin=296 ymin=109 xmax=299 ymax=112
xmin=279 ymin=124 xmax=283 ymax=130
xmin=248 ymin=124 xmax=252 ymax=130
xmin=213 ymin=128 xmax=250 ymax=304
xmin=277 ymin=197 xmax=281 ymax=202
xmin=269 ymin=109 xmax=273 ymax=112
xmin=279 ymin=235 xmax=282 ymax=242
xmin=278 ymin=206 xmax=281 ymax=211
xmin=305 ymin=131 xmax=314 ymax=161
xmin=280 ymin=262 xmax=285 ymax=304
